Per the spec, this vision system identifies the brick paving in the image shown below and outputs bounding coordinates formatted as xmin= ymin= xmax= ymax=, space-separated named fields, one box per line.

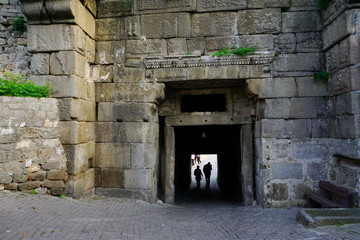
xmin=1 ymin=191 xmax=360 ymax=240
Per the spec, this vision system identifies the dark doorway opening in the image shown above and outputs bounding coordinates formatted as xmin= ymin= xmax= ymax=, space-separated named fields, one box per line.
xmin=174 ymin=125 xmax=242 ymax=204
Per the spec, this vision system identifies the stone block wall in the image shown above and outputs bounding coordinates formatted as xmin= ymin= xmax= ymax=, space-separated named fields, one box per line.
xmin=95 ymin=0 xmax=327 ymax=205
xmin=321 ymin=0 xmax=360 ymax=207
xmin=20 ymin=0 xmax=96 ymax=198
xmin=0 ymin=96 xmax=67 ymax=195
xmin=0 ymin=0 xmax=30 ymax=76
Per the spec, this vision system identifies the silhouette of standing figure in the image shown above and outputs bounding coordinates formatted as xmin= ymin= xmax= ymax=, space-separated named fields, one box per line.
xmin=203 ymin=162 xmax=212 ymax=187
xmin=194 ymin=166 xmax=203 ymax=188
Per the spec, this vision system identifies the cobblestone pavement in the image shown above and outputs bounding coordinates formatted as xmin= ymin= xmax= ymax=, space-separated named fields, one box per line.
xmin=1 ymin=191 xmax=360 ymax=240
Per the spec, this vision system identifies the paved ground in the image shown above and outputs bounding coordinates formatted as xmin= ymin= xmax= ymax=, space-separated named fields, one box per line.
xmin=1 ymin=191 xmax=360 ymax=240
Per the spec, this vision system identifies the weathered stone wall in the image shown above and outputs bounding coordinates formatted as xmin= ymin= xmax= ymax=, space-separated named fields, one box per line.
xmin=0 ymin=96 xmax=67 ymax=195
xmin=0 ymin=0 xmax=30 ymax=76
xmin=94 ymin=0 xmax=327 ymax=206
xmin=20 ymin=0 xmax=96 ymax=198
xmin=321 ymin=0 xmax=360 ymax=207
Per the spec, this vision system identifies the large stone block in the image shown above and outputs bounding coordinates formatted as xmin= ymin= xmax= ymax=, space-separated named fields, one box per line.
xmin=296 ymin=32 xmax=322 ymax=52
xmin=130 ymin=143 xmax=158 ymax=169
xmin=271 ymin=162 xmax=303 ymax=180
xmin=271 ymin=183 xmax=288 ymax=201
xmin=91 ymin=65 xmax=113 ymax=82
xmin=186 ymin=38 xmax=206 ymax=55
xmin=113 ymin=65 xmax=144 ymax=83
xmin=290 ymin=98 xmax=317 ymax=119
xmin=97 ymin=102 xmax=158 ymax=122
xmin=28 ymin=25 xmax=86 ymax=53
xmin=95 ymin=41 xmax=125 ymax=64
xmin=242 ymin=34 xmax=274 ymax=51
xmin=297 ymin=77 xmax=327 ymax=97
xmin=95 ymin=143 xmax=130 ymax=168
xmin=192 ymin=12 xmax=237 ymax=37
xmin=30 ymin=53 xmax=50 ymax=75
xmin=44 ymin=0 xmax=95 ymax=38
xmin=246 ymin=78 xmax=297 ymax=99
xmin=238 ymin=9 xmax=281 ymax=34
xmin=205 ymin=36 xmax=242 ymax=53
xmin=307 ymin=162 xmax=327 ymax=181
xmin=291 ymin=140 xmax=330 ymax=160
xmin=96 ymin=18 xmax=122 ymax=41
xmin=58 ymin=98 xmax=96 ymax=121
xmin=338 ymin=115 xmax=358 ymax=139
xmin=311 ymin=118 xmax=329 ymax=138
xmin=283 ymin=119 xmax=311 ymax=138
xmin=119 ymin=122 xmax=159 ymax=143
xmin=262 ymin=138 xmax=291 ymax=160
xmin=83 ymin=168 xmax=95 ymax=192
xmin=282 ymin=12 xmax=322 ymax=33
xmin=338 ymin=35 xmax=360 ymax=69
xmin=50 ymin=51 xmax=86 ymax=78
xmin=98 ymin=168 xmax=124 ymax=187
xmin=167 ymin=38 xmax=187 ymax=55
xmin=30 ymin=75 xmax=87 ymax=99
xmin=98 ymin=0 xmax=134 ymax=18
xmin=104 ymin=83 xmax=165 ymax=103
xmin=126 ymin=39 xmax=167 ymax=58
xmin=274 ymin=53 xmax=322 ymax=72
xmin=177 ymin=13 xmax=191 ymax=38
xmin=47 ymin=169 xmax=67 ymax=180
xmin=95 ymin=122 xmax=119 ymax=142
xmin=64 ymin=143 xmax=92 ymax=175
xmin=197 ymin=0 xmax=246 ymax=12
xmin=134 ymin=0 xmax=196 ymax=14
xmin=262 ymin=98 xmax=290 ymax=119
xmin=124 ymin=169 xmax=153 ymax=190
xmin=248 ymin=0 xmax=288 ymax=8
xmin=259 ymin=119 xmax=284 ymax=138
xmin=323 ymin=9 xmax=360 ymax=50
xmin=328 ymin=65 xmax=360 ymax=95
xmin=59 ymin=121 xmax=89 ymax=144
xmin=274 ymin=33 xmax=296 ymax=54
xmin=325 ymin=44 xmax=339 ymax=74
xmin=336 ymin=91 xmax=360 ymax=115
xmin=141 ymin=13 xmax=190 ymax=39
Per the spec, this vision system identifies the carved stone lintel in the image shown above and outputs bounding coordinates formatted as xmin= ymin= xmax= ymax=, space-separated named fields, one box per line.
xmin=144 ymin=51 xmax=274 ymax=69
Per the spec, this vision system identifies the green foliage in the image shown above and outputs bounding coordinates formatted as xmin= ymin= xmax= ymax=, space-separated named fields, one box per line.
xmin=316 ymin=0 xmax=330 ymax=9
xmin=211 ymin=46 xmax=256 ymax=57
xmin=185 ymin=52 xmax=191 ymax=55
xmin=30 ymin=189 xmax=37 ymax=194
xmin=12 ymin=16 xmax=26 ymax=33
xmin=0 ymin=71 xmax=52 ymax=98
xmin=336 ymin=222 xmax=345 ymax=226
xmin=314 ymin=71 xmax=330 ymax=83
xmin=60 ymin=194 xmax=66 ymax=199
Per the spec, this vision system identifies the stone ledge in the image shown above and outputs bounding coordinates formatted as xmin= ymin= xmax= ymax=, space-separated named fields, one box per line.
xmin=143 ymin=52 xmax=274 ymax=69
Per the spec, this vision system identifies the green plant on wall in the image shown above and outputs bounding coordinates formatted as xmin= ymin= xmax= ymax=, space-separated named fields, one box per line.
xmin=0 ymin=71 xmax=52 ymax=98
xmin=316 ymin=0 xmax=330 ymax=9
xmin=12 ymin=16 xmax=27 ymax=33
xmin=210 ymin=46 xmax=256 ymax=57
xmin=314 ymin=71 xmax=330 ymax=83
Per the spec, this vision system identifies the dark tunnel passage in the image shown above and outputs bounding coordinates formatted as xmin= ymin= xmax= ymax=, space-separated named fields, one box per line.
xmin=174 ymin=125 xmax=242 ymax=204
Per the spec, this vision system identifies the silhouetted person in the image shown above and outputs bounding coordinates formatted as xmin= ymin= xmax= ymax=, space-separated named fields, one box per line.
xmin=203 ymin=162 xmax=212 ymax=187
xmin=196 ymin=154 xmax=201 ymax=164
xmin=194 ymin=166 xmax=203 ymax=188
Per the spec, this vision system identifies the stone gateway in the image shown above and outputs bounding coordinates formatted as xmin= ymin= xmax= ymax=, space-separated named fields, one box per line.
xmin=0 ymin=0 xmax=359 ymax=208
